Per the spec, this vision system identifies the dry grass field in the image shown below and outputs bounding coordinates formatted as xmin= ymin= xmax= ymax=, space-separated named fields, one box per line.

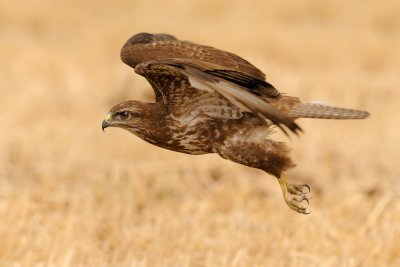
xmin=1 ymin=0 xmax=400 ymax=266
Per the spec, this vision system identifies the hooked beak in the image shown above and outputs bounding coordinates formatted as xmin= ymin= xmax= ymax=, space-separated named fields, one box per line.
xmin=102 ymin=113 xmax=112 ymax=131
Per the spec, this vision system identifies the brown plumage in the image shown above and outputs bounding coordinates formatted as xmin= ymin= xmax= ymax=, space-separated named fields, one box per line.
xmin=102 ymin=32 xmax=369 ymax=214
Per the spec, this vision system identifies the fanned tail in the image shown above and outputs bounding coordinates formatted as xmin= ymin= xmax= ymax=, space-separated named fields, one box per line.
xmin=289 ymin=103 xmax=369 ymax=119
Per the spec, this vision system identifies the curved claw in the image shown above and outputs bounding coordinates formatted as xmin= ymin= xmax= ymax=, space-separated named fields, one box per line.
xmin=303 ymin=209 xmax=311 ymax=215
xmin=303 ymin=184 xmax=311 ymax=193
xmin=292 ymin=205 xmax=310 ymax=215
xmin=278 ymin=176 xmax=311 ymax=215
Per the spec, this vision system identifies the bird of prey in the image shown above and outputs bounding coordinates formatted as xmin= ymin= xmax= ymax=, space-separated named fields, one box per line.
xmin=102 ymin=32 xmax=369 ymax=214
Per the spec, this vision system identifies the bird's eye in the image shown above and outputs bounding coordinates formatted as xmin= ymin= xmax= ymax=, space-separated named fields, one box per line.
xmin=120 ymin=111 xmax=131 ymax=120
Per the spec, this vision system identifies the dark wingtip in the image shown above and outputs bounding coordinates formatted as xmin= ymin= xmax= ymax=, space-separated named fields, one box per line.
xmin=291 ymin=122 xmax=303 ymax=136
xmin=279 ymin=121 xmax=303 ymax=137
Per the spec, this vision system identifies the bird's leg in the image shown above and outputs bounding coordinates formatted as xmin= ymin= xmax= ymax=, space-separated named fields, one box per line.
xmin=215 ymin=133 xmax=310 ymax=213
xmin=278 ymin=173 xmax=311 ymax=214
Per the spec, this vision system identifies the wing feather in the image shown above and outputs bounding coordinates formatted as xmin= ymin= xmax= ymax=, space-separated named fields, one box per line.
xmin=135 ymin=59 xmax=301 ymax=135
xmin=121 ymin=33 xmax=272 ymax=90
xmin=180 ymin=65 xmax=301 ymax=135
xmin=122 ymin=33 xmax=299 ymax=134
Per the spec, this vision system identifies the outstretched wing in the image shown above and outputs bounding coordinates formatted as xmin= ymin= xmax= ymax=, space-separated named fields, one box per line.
xmin=121 ymin=33 xmax=300 ymax=134
xmin=120 ymin=32 xmax=281 ymax=101
xmin=135 ymin=59 xmax=301 ymax=135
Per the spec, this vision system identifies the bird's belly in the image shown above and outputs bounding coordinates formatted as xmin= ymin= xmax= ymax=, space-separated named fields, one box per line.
xmin=161 ymin=121 xmax=223 ymax=155
xmin=164 ymin=131 xmax=214 ymax=155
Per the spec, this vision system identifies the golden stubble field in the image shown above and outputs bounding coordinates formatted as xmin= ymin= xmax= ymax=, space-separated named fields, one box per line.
xmin=1 ymin=0 xmax=399 ymax=266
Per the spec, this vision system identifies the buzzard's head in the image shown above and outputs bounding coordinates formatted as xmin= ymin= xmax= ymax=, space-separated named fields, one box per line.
xmin=102 ymin=100 xmax=148 ymax=134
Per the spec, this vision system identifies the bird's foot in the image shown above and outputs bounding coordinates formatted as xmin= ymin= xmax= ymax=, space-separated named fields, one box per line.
xmin=278 ymin=174 xmax=311 ymax=214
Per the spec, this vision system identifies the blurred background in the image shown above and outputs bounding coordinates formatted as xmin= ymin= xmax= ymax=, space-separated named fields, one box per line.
xmin=1 ymin=0 xmax=399 ymax=266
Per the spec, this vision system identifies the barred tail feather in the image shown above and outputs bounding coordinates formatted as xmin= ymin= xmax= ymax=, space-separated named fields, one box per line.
xmin=289 ymin=103 xmax=370 ymax=119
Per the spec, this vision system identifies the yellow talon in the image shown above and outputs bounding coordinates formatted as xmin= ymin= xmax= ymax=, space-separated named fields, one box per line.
xmin=278 ymin=173 xmax=311 ymax=214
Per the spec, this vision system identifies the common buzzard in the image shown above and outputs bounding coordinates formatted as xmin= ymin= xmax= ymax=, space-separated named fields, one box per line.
xmin=102 ymin=33 xmax=369 ymax=214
